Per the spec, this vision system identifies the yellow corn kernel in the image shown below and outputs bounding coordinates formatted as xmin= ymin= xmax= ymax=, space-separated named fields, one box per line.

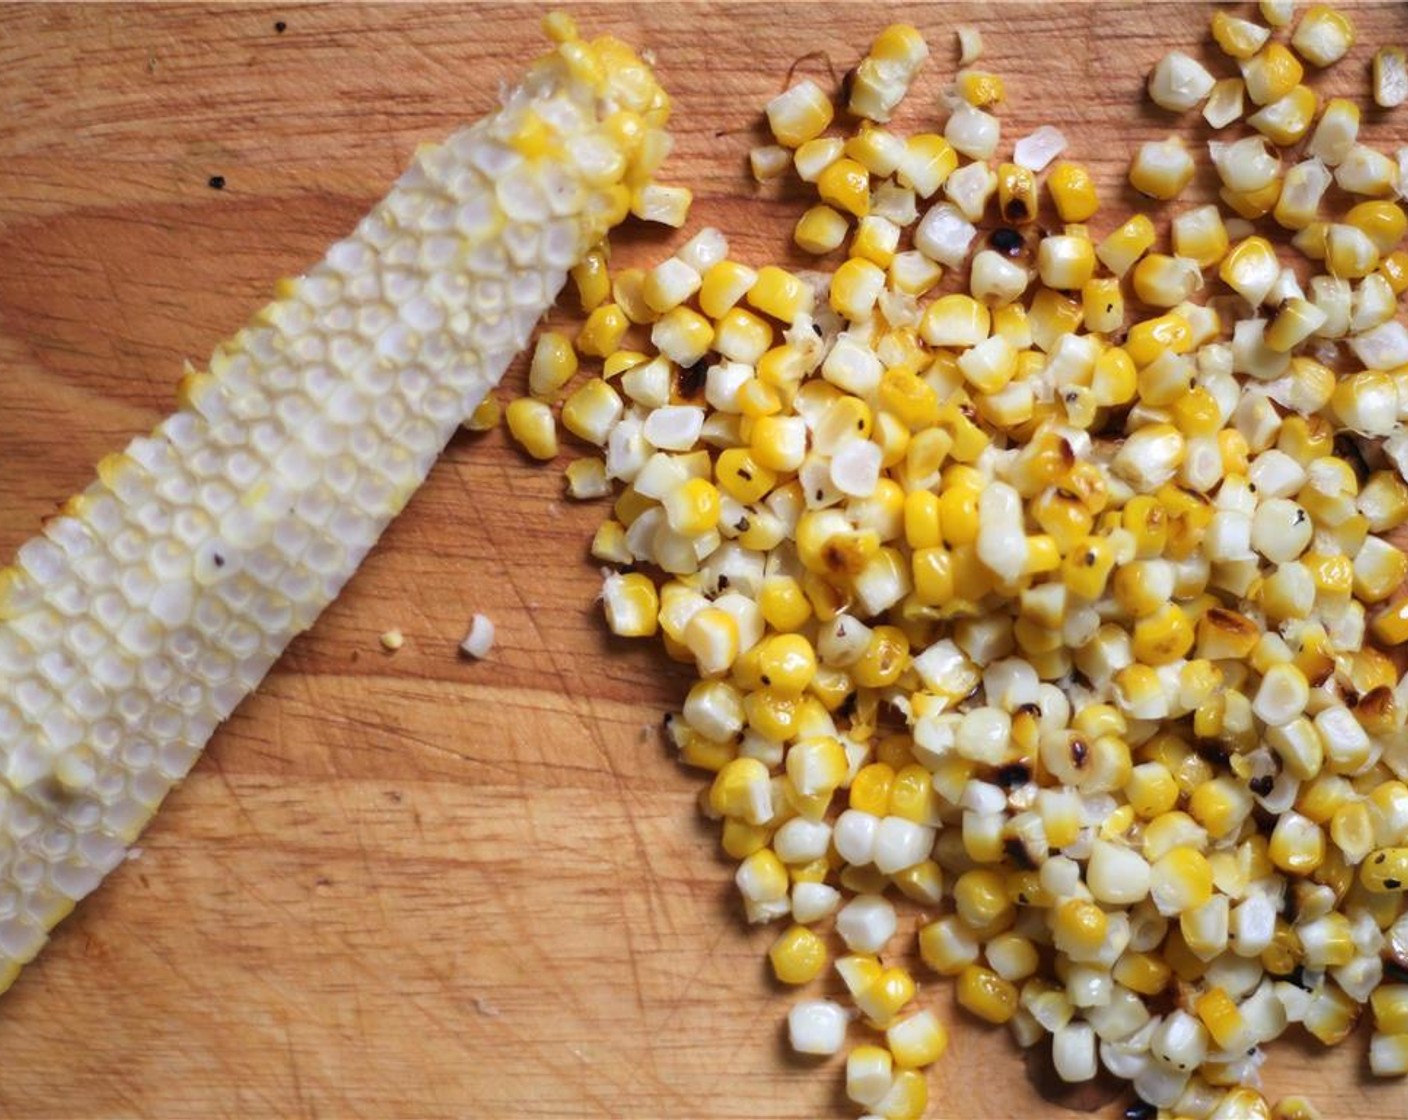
xmin=1361 ymin=848 xmax=1408 ymax=893
xmin=1211 ymin=10 xmax=1270 ymax=59
xmin=957 ymin=68 xmax=1005 ymax=107
xmin=1242 ymin=42 xmax=1304 ymax=105
xmin=830 ymin=256 xmax=887 ymax=321
xmin=1052 ymin=898 xmax=1108 ymax=957
xmin=698 ymin=259 xmax=758 ymax=320
xmin=1129 ymin=137 xmax=1195 ymax=201
xmin=719 ymin=817 xmax=769 ymax=859
xmin=1114 ymin=951 xmax=1172 ymax=996
xmin=769 ymin=924 xmax=828 ymax=984
xmin=611 ymin=268 xmax=657 ymax=325
xmin=887 ymin=1009 xmax=949 ymax=1070
xmin=1193 ymin=986 xmax=1251 ymax=1052
xmin=1151 ymin=846 xmax=1214 ymax=913
xmin=1047 ymin=160 xmax=1098 ymax=222
xmin=571 ymin=247 xmax=610 ymax=312
xmin=748 ymin=265 xmax=814 ymax=324
xmin=1080 ymin=276 xmax=1123 ymax=334
xmin=463 ymin=394 xmax=501 ymax=432
xmin=855 ymin=965 xmax=917 ymax=1028
xmin=766 ymin=79 xmax=834 ymax=147
xmin=576 ymin=303 xmax=630 ymax=358
xmin=794 ymin=204 xmax=849 ymax=255
xmin=504 ymin=397 xmax=558 ymax=460
xmin=1380 ymin=249 xmax=1408 ymax=294
xmin=1096 ymin=214 xmax=1156 ymax=276
xmin=957 ymin=965 xmax=1018 ymax=1024
xmin=852 ymin=215 xmax=901 ymax=267
xmin=817 ymin=157 xmax=871 ymax=218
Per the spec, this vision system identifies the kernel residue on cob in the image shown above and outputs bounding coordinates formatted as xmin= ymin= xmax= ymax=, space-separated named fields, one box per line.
xmin=0 ymin=14 xmax=669 ymax=992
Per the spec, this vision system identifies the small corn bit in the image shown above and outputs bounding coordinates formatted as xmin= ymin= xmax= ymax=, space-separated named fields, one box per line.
xmin=0 ymin=18 xmax=670 ymax=990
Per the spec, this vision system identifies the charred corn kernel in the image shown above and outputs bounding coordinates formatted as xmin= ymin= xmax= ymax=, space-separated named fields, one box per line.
xmin=1362 ymin=848 xmax=1408 ymax=892
xmin=748 ymin=265 xmax=814 ymax=324
xmin=1212 ymin=10 xmax=1271 ymax=59
xmin=1047 ymin=161 xmax=1099 ymax=222
xmin=505 ymin=397 xmax=558 ymax=460
xmin=997 ymin=163 xmax=1037 ymax=224
xmin=1129 ymin=137 xmax=1194 ymax=201
xmin=769 ymin=923 xmax=828 ymax=983
xmin=795 ymin=204 xmax=849 ymax=255
xmin=1114 ymin=951 xmax=1171 ymax=996
xmin=699 ymin=259 xmax=758 ymax=319
xmin=463 ymin=394 xmax=501 ymax=432
xmin=957 ymin=965 xmax=1018 ymax=1024
xmin=1374 ymin=46 xmax=1408 ymax=109
xmin=1248 ymin=85 xmax=1317 ymax=145
xmin=1062 ymin=537 xmax=1116 ymax=600
xmin=571 ymin=248 xmax=610 ymax=313
xmin=1097 ymin=214 xmax=1156 ymax=276
xmin=765 ymin=79 xmax=834 ymax=148
xmin=1242 ymin=42 xmax=1303 ymax=105
xmin=577 ymin=303 xmax=630 ymax=358
xmin=1037 ymin=235 xmax=1096 ymax=291
xmin=818 ymin=158 xmax=871 ymax=219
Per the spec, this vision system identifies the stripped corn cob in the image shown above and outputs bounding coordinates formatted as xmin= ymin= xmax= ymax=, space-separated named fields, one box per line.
xmin=0 ymin=18 xmax=667 ymax=990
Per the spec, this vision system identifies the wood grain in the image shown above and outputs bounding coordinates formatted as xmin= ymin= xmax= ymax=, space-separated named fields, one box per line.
xmin=1 ymin=3 xmax=1407 ymax=1117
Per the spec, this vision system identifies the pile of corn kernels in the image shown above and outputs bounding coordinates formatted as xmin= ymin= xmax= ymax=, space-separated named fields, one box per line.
xmin=486 ymin=5 xmax=1408 ymax=1118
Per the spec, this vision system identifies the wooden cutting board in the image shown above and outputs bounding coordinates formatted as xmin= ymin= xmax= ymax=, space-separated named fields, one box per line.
xmin=2 ymin=3 xmax=1407 ymax=1116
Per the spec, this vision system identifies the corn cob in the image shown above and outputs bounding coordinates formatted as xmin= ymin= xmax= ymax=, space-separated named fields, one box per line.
xmin=0 ymin=17 xmax=668 ymax=991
